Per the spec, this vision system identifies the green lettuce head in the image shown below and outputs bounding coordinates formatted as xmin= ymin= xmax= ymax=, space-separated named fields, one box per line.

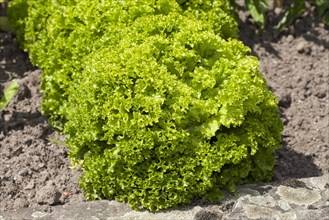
xmin=65 ymin=12 xmax=282 ymax=211
xmin=9 ymin=0 xmax=282 ymax=211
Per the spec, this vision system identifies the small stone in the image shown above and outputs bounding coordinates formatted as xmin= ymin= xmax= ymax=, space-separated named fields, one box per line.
xmin=277 ymin=186 xmax=321 ymax=206
xmin=315 ymin=89 xmax=326 ymax=98
xmin=244 ymin=204 xmax=280 ymax=219
xmin=274 ymin=7 xmax=282 ymax=15
xmin=38 ymin=163 xmax=45 ymax=169
xmin=31 ymin=211 xmax=48 ymax=218
xmin=309 ymin=173 xmax=329 ymax=190
xmin=24 ymin=180 xmax=35 ymax=190
xmin=12 ymin=146 xmax=23 ymax=156
xmin=3 ymin=113 xmax=11 ymax=121
xmin=248 ymin=195 xmax=277 ymax=208
xmin=278 ymin=200 xmax=291 ymax=211
xmin=286 ymin=35 xmax=294 ymax=43
xmin=296 ymin=41 xmax=306 ymax=53
xmin=18 ymin=168 xmax=29 ymax=176
xmin=304 ymin=89 xmax=312 ymax=98
xmin=279 ymin=93 xmax=292 ymax=108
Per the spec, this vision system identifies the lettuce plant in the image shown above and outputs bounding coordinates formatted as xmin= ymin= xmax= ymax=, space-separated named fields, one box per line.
xmin=8 ymin=0 xmax=283 ymax=211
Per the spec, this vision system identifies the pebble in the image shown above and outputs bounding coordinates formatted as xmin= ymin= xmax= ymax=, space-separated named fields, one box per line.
xmin=274 ymin=7 xmax=283 ymax=15
xmin=315 ymin=90 xmax=326 ymax=99
xmin=296 ymin=41 xmax=311 ymax=54
xmin=24 ymin=180 xmax=35 ymax=190
xmin=297 ymin=42 xmax=306 ymax=53
xmin=286 ymin=35 xmax=294 ymax=43
xmin=279 ymin=93 xmax=292 ymax=108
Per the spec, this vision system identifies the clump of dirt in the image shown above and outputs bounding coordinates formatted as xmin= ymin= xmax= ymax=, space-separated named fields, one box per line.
xmin=1 ymin=5 xmax=328 ymax=212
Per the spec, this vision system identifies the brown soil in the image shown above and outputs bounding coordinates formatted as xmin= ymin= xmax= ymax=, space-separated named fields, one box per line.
xmin=1 ymin=5 xmax=328 ymax=212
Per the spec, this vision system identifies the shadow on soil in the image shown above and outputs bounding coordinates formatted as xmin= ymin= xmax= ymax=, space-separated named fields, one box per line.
xmin=274 ymin=143 xmax=323 ymax=181
xmin=0 ymin=111 xmax=52 ymax=136
xmin=0 ymin=30 xmax=36 ymax=98
xmin=236 ymin=5 xmax=325 ymax=181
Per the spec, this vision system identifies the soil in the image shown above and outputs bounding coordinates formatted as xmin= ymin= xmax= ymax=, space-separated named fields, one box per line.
xmin=1 ymin=4 xmax=328 ymax=212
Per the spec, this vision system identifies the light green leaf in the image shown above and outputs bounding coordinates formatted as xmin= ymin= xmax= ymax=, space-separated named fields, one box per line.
xmin=0 ymin=81 xmax=19 ymax=111
xmin=48 ymin=138 xmax=66 ymax=147
xmin=245 ymin=0 xmax=268 ymax=28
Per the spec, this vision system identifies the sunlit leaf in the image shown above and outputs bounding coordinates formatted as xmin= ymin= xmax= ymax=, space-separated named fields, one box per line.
xmin=245 ymin=0 xmax=268 ymax=28
xmin=0 ymin=81 xmax=19 ymax=111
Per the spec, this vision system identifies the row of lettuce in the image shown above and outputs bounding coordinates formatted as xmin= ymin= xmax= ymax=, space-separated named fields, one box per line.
xmin=8 ymin=0 xmax=282 ymax=211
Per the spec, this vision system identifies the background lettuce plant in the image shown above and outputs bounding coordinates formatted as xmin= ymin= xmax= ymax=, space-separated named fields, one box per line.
xmin=8 ymin=0 xmax=283 ymax=211
xmin=228 ymin=0 xmax=329 ymax=32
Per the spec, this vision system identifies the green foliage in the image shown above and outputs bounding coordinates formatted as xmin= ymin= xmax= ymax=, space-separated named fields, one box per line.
xmin=311 ymin=0 xmax=329 ymax=26
xmin=275 ymin=0 xmax=329 ymax=32
xmin=276 ymin=0 xmax=306 ymax=33
xmin=0 ymin=81 xmax=19 ymax=111
xmin=8 ymin=0 xmax=283 ymax=211
xmin=245 ymin=0 xmax=268 ymax=28
xmin=231 ymin=0 xmax=328 ymax=32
